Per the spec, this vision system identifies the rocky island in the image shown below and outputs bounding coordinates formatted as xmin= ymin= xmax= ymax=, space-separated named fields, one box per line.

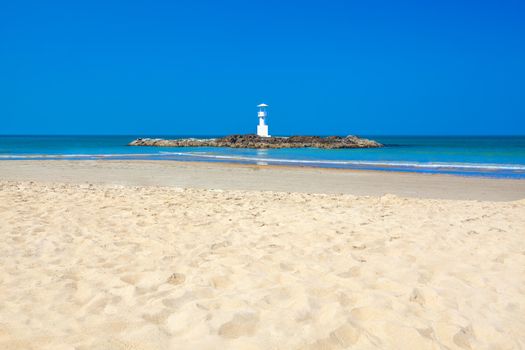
xmin=129 ymin=134 xmax=382 ymax=149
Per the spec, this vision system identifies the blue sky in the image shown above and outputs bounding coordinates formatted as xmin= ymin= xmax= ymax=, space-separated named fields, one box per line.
xmin=1 ymin=0 xmax=524 ymax=135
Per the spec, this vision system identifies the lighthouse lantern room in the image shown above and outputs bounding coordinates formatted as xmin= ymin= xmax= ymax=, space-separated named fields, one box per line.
xmin=256 ymin=103 xmax=270 ymax=137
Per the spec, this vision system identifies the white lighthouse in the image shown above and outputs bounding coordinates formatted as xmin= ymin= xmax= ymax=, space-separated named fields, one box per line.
xmin=257 ymin=103 xmax=270 ymax=137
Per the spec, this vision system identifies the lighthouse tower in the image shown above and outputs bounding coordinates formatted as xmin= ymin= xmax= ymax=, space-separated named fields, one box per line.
xmin=257 ymin=103 xmax=270 ymax=137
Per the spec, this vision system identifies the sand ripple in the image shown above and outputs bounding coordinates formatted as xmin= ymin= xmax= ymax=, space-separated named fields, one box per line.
xmin=0 ymin=181 xmax=524 ymax=349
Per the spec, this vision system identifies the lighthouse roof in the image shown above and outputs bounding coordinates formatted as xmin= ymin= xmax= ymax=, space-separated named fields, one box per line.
xmin=257 ymin=103 xmax=268 ymax=107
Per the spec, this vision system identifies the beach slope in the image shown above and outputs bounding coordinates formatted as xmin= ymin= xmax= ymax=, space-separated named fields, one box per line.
xmin=0 ymin=176 xmax=524 ymax=349
xmin=1 ymin=160 xmax=525 ymax=201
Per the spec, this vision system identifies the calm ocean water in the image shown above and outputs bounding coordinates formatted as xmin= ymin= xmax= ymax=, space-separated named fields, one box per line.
xmin=1 ymin=135 xmax=524 ymax=178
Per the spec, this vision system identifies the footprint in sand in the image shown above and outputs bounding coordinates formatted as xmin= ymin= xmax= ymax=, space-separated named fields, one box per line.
xmin=453 ymin=325 xmax=475 ymax=349
xmin=352 ymin=243 xmax=367 ymax=250
xmin=330 ymin=323 xmax=361 ymax=347
xmin=210 ymin=275 xmax=231 ymax=289
xmin=409 ymin=288 xmax=425 ymax=306
xmin=210 ymin=241 xmax=232 ymax=250
xmin=166 ymin=273 xmax=186 ymax=285
xmin=417 ymin=327 xmax=434 ymax=339
xmin=417 ymin=271 xmax=433 ymax=284
xmin=120 ymin=274 xmax=140 ymax=285
xmin=305 ymin=323 xmax=360 ymax=349
xmin=218 ymin=313 xmax=259 ymax=339
xmin=338 ymin=266 xmax=360 ymax=278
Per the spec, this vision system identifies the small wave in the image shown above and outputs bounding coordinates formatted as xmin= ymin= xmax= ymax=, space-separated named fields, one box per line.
xmin=159 ymin=151 xmax=525 ymax=171
xmin=2 ymin=151 xmax=525 ymax=173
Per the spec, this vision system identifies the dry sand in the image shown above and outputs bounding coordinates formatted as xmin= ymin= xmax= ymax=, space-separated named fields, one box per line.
xmin=1 ymin=175 xmax=524 ymax=349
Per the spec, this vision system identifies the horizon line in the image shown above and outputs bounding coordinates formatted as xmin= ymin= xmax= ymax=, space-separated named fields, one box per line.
xmin=1 ymin=134 xmax=525 ymax=137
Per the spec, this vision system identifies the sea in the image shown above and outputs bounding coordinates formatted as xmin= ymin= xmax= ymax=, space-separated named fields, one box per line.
xmin=1 ymin=135 xmax=524 ymax=179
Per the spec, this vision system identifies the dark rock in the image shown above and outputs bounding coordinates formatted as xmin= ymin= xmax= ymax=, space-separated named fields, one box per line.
xmin=128 ymin=134 xmax=382 ymax=149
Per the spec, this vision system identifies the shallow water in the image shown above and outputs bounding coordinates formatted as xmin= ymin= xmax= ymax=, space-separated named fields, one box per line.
xmin=1 ymin=135 xmax=524 ymax=178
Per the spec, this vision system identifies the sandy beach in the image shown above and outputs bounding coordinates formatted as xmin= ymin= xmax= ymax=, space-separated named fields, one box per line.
xmin=2 ymin=160 xmax=525 ymax=201
xmin=1 ymin=161 xmax=525 ymax=349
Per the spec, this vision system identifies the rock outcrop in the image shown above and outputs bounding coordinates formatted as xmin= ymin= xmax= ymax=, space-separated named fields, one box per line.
xmin=129 ymin=134 xmax=382 ymax=149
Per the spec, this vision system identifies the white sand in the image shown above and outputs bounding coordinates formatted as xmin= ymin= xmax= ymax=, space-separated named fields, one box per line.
xmin=1 ymin=180 xmax=524 ymax=349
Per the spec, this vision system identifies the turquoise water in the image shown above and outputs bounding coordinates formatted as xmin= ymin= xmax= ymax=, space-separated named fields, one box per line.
xmin=1 ymin=135 xmax=524 ymax=178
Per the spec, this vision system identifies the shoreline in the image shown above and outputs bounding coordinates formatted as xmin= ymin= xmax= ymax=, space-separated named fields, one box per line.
xmin=4 ymin=156 xmax=523 ymax=180
xmin=1 ymin=153 xmax=523 ymax=179
xmin=1 ymin=160 xmax=525 ymax=201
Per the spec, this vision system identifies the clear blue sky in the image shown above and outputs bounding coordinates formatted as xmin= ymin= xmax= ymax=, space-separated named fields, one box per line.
xmin=1 ymin=0 xmax=524 ymax=135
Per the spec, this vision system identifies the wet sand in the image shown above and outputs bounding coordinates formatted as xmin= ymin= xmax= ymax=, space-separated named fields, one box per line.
xmin=1 ymin=160 xmax=524 ymax=201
